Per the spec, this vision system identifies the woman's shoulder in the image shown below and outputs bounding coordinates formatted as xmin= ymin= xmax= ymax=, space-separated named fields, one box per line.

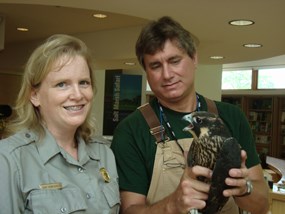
xmin=87 ymin=136 xmax=117 ymax=168
xmin=89 ymin=135 xmax=112 ymax=147
xmin=0 ymin=130 xmax=36 ymax=152
xmin=87 ymin=136 xmax=115 ymax=157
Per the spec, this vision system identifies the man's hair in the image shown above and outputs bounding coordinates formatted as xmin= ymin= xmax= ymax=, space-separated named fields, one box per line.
xmin=4 ymin=34 xmax=97 ymax=142
xmin=136 ymin=16 xmax=197 ymax=69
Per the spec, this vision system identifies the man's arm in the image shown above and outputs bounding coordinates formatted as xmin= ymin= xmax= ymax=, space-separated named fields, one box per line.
xmin=235 ymin=164 xmax=269 ymax=214
xmin=120 ymin=166 xmax=212 ymax=214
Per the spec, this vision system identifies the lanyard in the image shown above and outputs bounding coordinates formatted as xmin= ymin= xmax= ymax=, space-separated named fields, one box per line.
xmin=158 ymin=94 xmax=201 ymax=153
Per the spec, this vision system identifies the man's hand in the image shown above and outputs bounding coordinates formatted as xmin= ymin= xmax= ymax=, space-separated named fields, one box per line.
xmin=223 ymin=150 xmax=250 ymax=197
xmin=169 ymin=166 xmax=212 ymax=213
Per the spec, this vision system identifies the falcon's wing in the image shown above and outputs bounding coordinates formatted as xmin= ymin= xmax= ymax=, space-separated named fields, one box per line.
xmin=201 ymin=137 xmax=241 ymax=214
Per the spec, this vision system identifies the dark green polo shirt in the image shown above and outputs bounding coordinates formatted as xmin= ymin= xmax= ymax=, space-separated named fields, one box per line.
xmin=111 ymin=94 xmax=259 ymax=196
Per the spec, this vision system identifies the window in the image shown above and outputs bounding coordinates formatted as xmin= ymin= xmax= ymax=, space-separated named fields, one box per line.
xmin=146 ymin=81 xmax=152 ymax=91
xmin=258 ymin=68 xmax=285 ymax=89
xmin=222 ymin=70 xmax=252 ymax=90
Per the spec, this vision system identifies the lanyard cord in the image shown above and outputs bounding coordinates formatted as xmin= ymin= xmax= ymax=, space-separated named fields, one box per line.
xmin=158 ymin=94 xmax=201 ymax=153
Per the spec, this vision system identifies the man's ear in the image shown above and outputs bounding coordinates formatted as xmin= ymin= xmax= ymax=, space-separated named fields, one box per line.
xmin=30 ymin=89 xmax=40 ymax=107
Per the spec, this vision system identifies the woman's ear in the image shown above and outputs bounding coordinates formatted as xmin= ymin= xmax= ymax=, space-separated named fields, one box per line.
xmin=30 ymin=89 xmax=40 ymax=107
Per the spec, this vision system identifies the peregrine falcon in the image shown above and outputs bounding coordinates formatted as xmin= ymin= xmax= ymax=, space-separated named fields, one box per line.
xmin=183 ymin=111 xmax=241 ymax=214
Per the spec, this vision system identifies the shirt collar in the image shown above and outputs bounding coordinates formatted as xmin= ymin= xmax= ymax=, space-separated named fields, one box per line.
xmin=35 ymin=129 xmax=62 ymax=164
xmin=34 ymin=129 xmax=100 ymax=164
xmin=81 ymin=137 xmax=101 ymax=161
xmin=77 ymin=137 xmax=100 ymax=164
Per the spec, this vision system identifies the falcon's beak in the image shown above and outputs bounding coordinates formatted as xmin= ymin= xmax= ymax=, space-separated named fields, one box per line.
xmin=182 ymin=114 xmax=194 ymax=131
xmin=183 ymin=124 xmax=193 ymax=131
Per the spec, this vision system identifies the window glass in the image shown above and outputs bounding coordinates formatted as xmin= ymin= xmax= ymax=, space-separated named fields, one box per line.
xmin=146 ymin=81 xmax=152 ymax=91
xmin=222 ymin=70 xmax=252 ymax=89
xmin=258 ymin=68 xmax=285 ymax=89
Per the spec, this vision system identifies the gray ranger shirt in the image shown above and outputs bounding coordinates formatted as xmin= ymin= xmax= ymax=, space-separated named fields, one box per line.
xmin=0 ymin=129 xmax=120 ymax=213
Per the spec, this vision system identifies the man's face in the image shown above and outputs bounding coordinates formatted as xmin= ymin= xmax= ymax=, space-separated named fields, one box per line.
xmin=144 ymin=40 xmax=197 ymax=104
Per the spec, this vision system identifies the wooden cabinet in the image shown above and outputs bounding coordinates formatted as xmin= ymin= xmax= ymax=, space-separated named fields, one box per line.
xmin=277 ymin=97 xmax=285 ymax=159
xmin=221 ymin=95 xmax=245 ymax=110
xmin=222 ymin=95 xmax=285 ymax=159
xmin=222 ymin=95 xmax=245 ymax=109
xmin=269 ymin=190 xmax=285 ymax=214
xmin=247 ymin=97 xmax=273 ymax=156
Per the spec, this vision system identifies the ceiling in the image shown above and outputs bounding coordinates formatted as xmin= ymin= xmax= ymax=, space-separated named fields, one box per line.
xmin=0 ymin=0 xmax=285 ymax=71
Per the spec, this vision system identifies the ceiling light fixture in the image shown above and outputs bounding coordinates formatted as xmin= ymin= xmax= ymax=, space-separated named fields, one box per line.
xmin=17 ymin=27 xmax=29 ymax=32
xmin=210 ymin=56 xmax=224 ymax=60
xmin=243 ymin=43 xmax=262 ymax=48
xmin=93 ymin=13 xmax=107 ymax=19
xmin=229 ymin=19 xmax=254 ymax=26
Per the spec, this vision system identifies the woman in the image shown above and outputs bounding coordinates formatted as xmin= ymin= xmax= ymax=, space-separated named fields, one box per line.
xmin=0 ymin=34 xmax=120 ymax=213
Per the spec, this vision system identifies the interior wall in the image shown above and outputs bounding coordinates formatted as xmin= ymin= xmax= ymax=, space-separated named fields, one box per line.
xmin=0 ymin=66 xmax=222 ymax=136
xmin=91 ymin=64 xmax=222 ymax=135
xmin=0 ymin=29 xmax=222 ymax=136
xmin=0 ymin=73 xmax=22 ymax=106
xmin=195 ymin=64 xmax=222 ymax=101
xmin=92 ymin=69 xmax=105 ymax=135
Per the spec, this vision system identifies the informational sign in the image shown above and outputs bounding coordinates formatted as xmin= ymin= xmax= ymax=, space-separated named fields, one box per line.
xmin=103 ymin=70 xmax=142 ymax=136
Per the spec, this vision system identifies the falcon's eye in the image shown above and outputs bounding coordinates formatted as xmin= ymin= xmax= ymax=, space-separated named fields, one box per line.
xmin=194 ymin=116 xmax=202 ymax=124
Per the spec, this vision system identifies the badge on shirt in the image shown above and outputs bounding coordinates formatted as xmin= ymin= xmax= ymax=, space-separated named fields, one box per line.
xmin=100 ymin=167 xmax=110 ymax=183
xmin=39 ymin=182 xmax=63 ymax=190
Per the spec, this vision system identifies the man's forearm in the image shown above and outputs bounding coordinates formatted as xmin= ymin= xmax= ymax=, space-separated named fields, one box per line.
xmin=122 ymin=194 xmax=179 ymax=214
xmin=234 ymin=180 xmax=269 ymax=214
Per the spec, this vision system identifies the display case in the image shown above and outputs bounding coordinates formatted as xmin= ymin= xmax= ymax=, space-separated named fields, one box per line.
xmin=277 ymin=97 xmax=285 ymax=159
xmin=221 ymin=95 xmax=245 ymax=110
xmin=222 ymin=95 xmax=285 ymax=159
xmin=246 ymin=97 xmax=273 ymax=156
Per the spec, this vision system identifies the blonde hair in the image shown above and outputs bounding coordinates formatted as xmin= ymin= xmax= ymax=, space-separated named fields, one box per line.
xmin=5 ymin=34 xmax=97 ymax=142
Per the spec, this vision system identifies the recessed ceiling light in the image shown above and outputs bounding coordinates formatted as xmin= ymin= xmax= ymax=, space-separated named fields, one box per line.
xmin=210 ymin=56 xmax=224 ymax=60
xmin=17 ymin=27 xmax=29 ymax=32
xmin=229 ymin=19 xmax=254 ymax=26
xmin=124 ymin=62 xmax=136 ymax=66
xmin=93 ymin=13 xmax=107 ymax=19
xmin=243 ymin=43 xmax=262 ymax=48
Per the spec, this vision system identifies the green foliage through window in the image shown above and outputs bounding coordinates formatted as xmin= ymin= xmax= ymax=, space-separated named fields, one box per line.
xmin=258 ymin=68 xmax=285 ymax=89
xmin=222 ymin=70 xmax=252 ymax=89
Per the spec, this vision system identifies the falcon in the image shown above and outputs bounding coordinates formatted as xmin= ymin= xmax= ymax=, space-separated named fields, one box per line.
xmin=183 ymin=111 xmax=241 ymax=214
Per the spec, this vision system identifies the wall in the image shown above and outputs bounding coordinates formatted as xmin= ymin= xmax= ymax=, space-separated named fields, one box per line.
xmin=0 ymin=65 xmax=222 ymax=136
xmin=195 ymin=64 xmax=222 ymax=101
xmin=92 ymin=69 xmax=105 ymax=135
xmin=0 ymin=29 xmax=222 ymax=136
xmin=92 ymin=64 xmax=222 ymax=135
xmin=0 ymin=73 xmax=22 ymax=106
xmin=223 ymin=55 xmax=285 ymax=70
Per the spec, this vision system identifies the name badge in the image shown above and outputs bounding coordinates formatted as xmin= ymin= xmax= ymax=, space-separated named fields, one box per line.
xmin=39 ymin=182 xmax=63 ymax=190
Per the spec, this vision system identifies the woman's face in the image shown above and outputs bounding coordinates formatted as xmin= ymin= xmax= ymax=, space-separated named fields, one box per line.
xmin=30 ymin=55 xmax=93 ymax=133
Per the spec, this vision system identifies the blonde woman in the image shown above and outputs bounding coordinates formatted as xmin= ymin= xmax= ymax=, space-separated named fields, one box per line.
xmin=0 ymin=34 xmax=120 ymax=213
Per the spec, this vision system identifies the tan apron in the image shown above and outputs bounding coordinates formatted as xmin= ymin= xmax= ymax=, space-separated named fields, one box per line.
xmin=146 ymin=138 xmax=239 ymax=214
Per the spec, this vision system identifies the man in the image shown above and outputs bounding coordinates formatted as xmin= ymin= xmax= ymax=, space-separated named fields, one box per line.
xmin=111 ymin=16 xmax=269 ymax=214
